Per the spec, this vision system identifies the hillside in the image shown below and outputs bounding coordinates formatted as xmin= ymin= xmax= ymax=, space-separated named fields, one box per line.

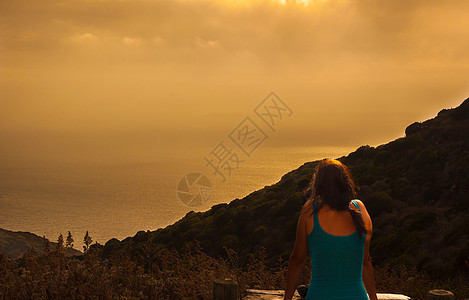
xmin=0 ymin=228 xmax=82 ymax=258
xmin=104 ymin=97 xmax=469 ymax=280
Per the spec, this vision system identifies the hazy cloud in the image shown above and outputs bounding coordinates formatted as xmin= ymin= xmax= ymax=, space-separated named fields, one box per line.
xmin=1 ymin=0 xmax=468 ymax=163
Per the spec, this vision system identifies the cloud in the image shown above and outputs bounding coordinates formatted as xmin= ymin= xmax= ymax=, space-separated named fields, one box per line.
xmin=0 ymin=0 xmax=468 ymax=163
xmin=122 ymin=36 xmax=142 ymax=46
xmin=71 ymin=32 xmax=99 ymax=43
xmin=2 ymin=0 xmax=468 ymax=65
xmin=193 ymin=36 xmax=219 ymax=48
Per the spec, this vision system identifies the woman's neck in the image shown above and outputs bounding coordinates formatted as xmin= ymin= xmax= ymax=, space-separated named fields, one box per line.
xmin=320 ymin=202 xmax=347 ymax=212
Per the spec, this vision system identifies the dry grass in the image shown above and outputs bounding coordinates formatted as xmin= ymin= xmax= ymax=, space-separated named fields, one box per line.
xmin=0 ymin=243 xmax=467 ymax=299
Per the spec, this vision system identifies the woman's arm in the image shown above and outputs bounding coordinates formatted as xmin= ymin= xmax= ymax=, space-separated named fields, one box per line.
xmin=284 ymin=209 xmax=310 ymax=300
xmin=356 ymin=200 xmax=378 ymax=300
xmin=363 ymin=233 xmax=378 ymax=300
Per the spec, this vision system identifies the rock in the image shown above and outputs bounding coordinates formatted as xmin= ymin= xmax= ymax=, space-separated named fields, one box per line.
xmin=378 ymin=293 xmax=411 ymax=300
xmin=243 ymin=289 xmax=300 ymax=300
xmin=213 ymin=278 xmax=238 ymax=300
xmin=427 ymin=289 xmax=454 ymax=300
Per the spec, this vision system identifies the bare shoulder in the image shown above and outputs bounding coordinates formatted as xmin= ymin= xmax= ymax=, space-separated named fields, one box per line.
xmin=353 ymin=199 xmax=373 ymax=229
xmin=352 ymin=199 xmax=367 ymax=212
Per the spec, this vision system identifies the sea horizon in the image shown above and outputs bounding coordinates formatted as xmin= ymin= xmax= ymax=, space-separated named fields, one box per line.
xmin=0 ymin=144 xmax=357 ymax=245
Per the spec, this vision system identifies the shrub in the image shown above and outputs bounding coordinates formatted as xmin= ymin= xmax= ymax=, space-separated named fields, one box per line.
xmin=365 ymin=191 xmax=395 ymax=217
xmin=374 ymin=151 xmax=393 ymax=166
xmin=252 ymin=226 xmax=268 ymax=242
xmin=283 ymin=192 xmax=304 ymax=215
xmin=405 ymin=121 xmax=422 ymax=137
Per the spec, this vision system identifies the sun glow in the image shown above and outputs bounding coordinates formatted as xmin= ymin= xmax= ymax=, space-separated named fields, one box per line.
xmin=280 ymin=0 xmax=311 ymax=6
xmin=270 ymin=0 xmax=329 ymax=6
xmin=205 ymin=0 xmax=325 ymax=8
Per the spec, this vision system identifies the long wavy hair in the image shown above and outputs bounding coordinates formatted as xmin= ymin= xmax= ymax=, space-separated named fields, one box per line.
xmin=305 ymin=159 xmax=367 ymax=237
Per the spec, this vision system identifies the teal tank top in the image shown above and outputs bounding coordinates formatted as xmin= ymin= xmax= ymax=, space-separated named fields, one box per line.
xmin=306 ymin=200 xmax=368 ymax=300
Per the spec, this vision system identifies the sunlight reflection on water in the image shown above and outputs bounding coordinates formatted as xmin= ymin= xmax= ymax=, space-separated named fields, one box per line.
xmin=0 ymin=145 xmax=355 ymax=244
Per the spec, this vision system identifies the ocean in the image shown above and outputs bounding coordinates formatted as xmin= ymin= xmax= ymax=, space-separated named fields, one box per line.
xmin=0 ymin=145 xmax=355 ymax=246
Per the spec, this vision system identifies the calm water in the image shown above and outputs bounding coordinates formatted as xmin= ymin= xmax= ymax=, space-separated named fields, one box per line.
xmin=0 ymin=146 xmax=355 ymax=246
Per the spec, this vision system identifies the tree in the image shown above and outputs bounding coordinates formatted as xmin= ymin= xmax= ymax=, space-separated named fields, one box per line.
xmin=42 ymin=235 xmax=50 ymax=254
xmin=56 ymin=233 xmax=64 ymax=251
xmin=405 ymin=121 xmax=422 ymax=137
xmin=83 ymin=231 xmax=92 ymax=253
xmin=66 ymin=231 xmax=74 ymax=249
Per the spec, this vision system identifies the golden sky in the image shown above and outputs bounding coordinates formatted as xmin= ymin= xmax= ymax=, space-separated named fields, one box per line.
xmin=1 ymin=0 xmax=469 ymax=164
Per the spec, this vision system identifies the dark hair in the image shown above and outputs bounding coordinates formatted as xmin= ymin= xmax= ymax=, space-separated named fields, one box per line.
xmin=304 ymin=159 xmax=367 ymax=237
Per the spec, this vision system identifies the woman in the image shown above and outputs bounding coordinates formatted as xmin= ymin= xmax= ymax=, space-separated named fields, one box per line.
xmin=284 ymin=159 xmax=378 ymax=300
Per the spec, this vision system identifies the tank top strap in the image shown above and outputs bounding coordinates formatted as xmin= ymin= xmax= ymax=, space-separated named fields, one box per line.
xmin=350 ymin=200 xmax=361 ymax=212
xmin=312 ymin=200 xmax=319 ymax=212
xmin=312 ymin=200 xmax=319 ymax=221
